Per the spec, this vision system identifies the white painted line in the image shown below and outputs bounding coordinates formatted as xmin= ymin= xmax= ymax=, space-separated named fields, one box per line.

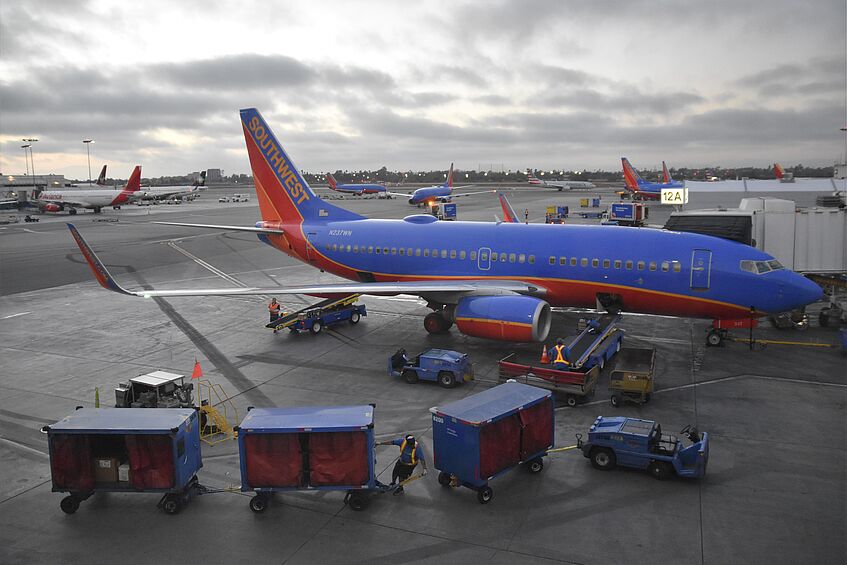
xmin=2 ymin=311 xmax=31 ymax=320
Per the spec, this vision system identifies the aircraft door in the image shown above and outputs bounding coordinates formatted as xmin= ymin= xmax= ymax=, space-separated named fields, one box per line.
xmin=690 ymin=249 xmax=712 ymax=290
xmin=477 ymin=247 xmax=491 ymax=271
xmin=305 ymin=232 xmax=317 ymax=262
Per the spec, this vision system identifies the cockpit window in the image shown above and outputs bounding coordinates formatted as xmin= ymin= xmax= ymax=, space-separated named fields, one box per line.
xmin=740 ymin=259 xmax=784 ymax=274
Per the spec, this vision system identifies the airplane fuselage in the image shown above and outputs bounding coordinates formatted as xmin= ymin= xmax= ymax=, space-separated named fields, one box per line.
xmin=256 ymin=216 xmax=821 ymax=320
xmin=35 ymin=189 xmax=137 ymax=210
xmin=331 ymin=183 xmax=386 ymax=195
xmin=408 ymin=185 xmax=450 ymax=205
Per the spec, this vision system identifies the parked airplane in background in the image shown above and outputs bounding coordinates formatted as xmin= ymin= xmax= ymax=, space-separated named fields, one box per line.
xmin=68 ymin=108 xmax=822 ymax=344
xmin=773 ymin=163 xmax=795 ymax=183
xmin=36 ymin=166 xmax=142 ymax=214
xmin=326 ymin=173 xmax=386 ymax=195
xmin=386 ymin=163 xmax=493 ymax=205
xmin=141 ymin=171 xmax=205 ymax=201
xmin=621 ymin=157 xmax=685 ymax=200
xmin=528 ymin=173 xmax=595 ymax=190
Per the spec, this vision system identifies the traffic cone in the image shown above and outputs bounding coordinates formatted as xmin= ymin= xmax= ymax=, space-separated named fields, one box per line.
xmin=94 ymin=387 xmax=100 ymax=408
xmin=540 ymin=345 xmax=549 ymax=364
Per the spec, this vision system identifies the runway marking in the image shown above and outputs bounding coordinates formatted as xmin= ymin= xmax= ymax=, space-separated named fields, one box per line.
xmin=2 ymin=311 xmax=31 ymax=319
xmin=0 ymin=437 xmax=47 ymax=458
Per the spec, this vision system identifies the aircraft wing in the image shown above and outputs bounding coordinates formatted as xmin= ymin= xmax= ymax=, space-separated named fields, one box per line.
xmin=152 ymin=221 xmax=285 ymax=234
xmin=382 ymin=190 xmax=415 ymax=198
xmin=68 ymin=223 xmax=545 ymax=298
xmin=448 ymin=189 xmax=497 ymax=199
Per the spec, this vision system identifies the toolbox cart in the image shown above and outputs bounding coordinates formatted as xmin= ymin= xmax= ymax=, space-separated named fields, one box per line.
xmin=115 ymin=370 xmax=193 ymax=408
xmin=236 ymin=405 xmax=390 ymax=512
xmin=608 ymin=348 xmax=656 ymax=407
xmin=389 ymin=348 xmax=473 ymax=388
xmin=431 ymin=382 xmax=554 ymax=504
xmin=577 ymin=416 xmax=709 ymax=480
xmin=42 ymin=408 xmax=203 ymax=514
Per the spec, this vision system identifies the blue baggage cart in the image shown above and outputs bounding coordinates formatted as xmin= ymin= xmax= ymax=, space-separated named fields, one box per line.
xmin=235 ymin=405 xmax=382 ymax=512
xmin=431 ymin=382 xmax=554 ymax=504
xmin=42 ymin=407 xmax=203 ymax=514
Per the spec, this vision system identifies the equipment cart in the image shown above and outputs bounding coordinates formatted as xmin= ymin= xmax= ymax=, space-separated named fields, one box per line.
xmin=608 ymin=348 xmax=656 ymax=407
xmin=498 ymin=353 xmax=599 ymax=406
xmin=567 ymin=314 xmax=624 ymax=371
xmin=235 ymin=405 xmax=384 ymax=512
xmin=431 ymin=382 xmax=554 ymax=504
xmin=42 ymin=408 xmax=203 ymax=514
xmin=389 ymin=348 xmax=474 ymax=388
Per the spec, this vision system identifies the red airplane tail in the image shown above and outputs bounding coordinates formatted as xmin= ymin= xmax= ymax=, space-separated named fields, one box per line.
xmin=121 ymin=166 xmax=142 ymax=194
xmin=326 ymin=173 xmax=338 ymax=190
xmin=95 ymin=165 xmax=107 ymax=186
xmin=774 ymin=162 xmax=785 ymax=179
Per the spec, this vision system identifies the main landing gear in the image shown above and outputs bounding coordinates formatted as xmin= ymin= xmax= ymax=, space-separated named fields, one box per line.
xmin=424 ymin=309 xmax=454 ymax=334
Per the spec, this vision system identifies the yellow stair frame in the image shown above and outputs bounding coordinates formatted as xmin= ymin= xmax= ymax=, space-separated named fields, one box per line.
xmin=195 ymin=380 xmax=238 ymax=445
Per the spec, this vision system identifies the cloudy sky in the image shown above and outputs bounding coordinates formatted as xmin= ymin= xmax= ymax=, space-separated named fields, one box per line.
xmin=1 ymin=0 xmax=845 ymax=179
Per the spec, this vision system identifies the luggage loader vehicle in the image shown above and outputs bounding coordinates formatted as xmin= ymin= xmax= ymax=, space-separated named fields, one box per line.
xmin=389 ymin=348 xmax=473 ymax=388
xmin=577 ymin=416 xmax=709 ymax=480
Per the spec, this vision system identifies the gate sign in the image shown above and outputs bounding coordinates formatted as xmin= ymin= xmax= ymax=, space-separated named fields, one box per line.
xmin=661 ymin=188 xmax=688 ymax=205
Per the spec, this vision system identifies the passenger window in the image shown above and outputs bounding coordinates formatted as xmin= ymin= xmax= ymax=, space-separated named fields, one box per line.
xmin=580 ymin=258 xmax=588 ymax=267
xmin=431 ymin=249 xmax=437 ymax=257
xmin=460 ymin=250 xmax=466 ymax=260
xmin=491 ymin=253 xmax=497 ymax=262
xmin=450 ymin=250 xmax=457 ymax=259
xmin=353 ymin=245 xmax=359 ymax=253
xmin=480 ymin=251 xmax=487 ymax=260
xmin=375 ymin=247 xmax=381 ymax=254
xmin=559 ymin=257 xmax=567 ymax=265
xmin=603 ymin=259 xmax=610 ymax=269
xmin=626 ymin=260 xmax=633 ymax=270
xmin=424 ymin=249 xmax=430 ymax=257
xmin=673 ymin=262 xmax=681 ymax=273
xmin=368 ymin=246 xmax=373 ymax=254
xmin=661 ymin=261 xmax=669 ymax=272
xmin=471 ymin=251 xmax=477 ymax=261
xmin=614 ymin=260 xmax=622 ymax=269
xmin=500 ymin=253 xmax=507 ymax=262
xmin=440 ymin=250 xmax=447 ymax=258
xmin=592 ymin=259 xmax=599 ymax=268
xmin=509 ymin=253 xmax=516 ymax=263
xmin=415 ymin=248 xmax=421 ymax=257
xmin=549 ymin=256 xmax=556 ymax=265
xmin=570 ymin=258 xmax=577 ymax=267
xmin=637 ymin=261 xmax=645 ymax=270
xmin=383 ymin=247 xmax=389 ymax=254
xmin=391 ymin=248 xmax=397 ymax=255
xmin=346 ymin=245 xmax=351 ymax=252
xmin=649 ymin=261 xmax=657 ymax=271
xmin=407 ymin=248 xmax=413 ymax=256
xmin=325 ymin=244 xmax=331 ymax=251
xmin=518 ymin=254 xmax=525 ymax=264
xmin=332 ymin=243 xmax=338 ymax=251
xmin=528 ymin=255 xmax=535 ymax=264
xmin=399 ymin=248 xmax=405 ymax=256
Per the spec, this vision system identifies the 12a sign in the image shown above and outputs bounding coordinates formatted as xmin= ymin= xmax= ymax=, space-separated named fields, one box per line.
xmin=661 ymin=188 xmax=688 ymax=204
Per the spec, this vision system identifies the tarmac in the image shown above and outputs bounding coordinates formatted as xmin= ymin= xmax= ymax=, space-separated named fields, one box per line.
xmin=0 ymin=186 xmax=844 ymax=564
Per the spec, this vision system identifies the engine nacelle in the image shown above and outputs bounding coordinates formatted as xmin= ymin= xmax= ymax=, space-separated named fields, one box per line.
xmin=42 ymin=203 xmax=61 ymax=212
xmin=454 ymin=295 xmax=551 ymax=342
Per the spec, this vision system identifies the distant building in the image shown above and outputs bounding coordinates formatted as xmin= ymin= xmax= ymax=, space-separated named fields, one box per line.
xmin=206 ymin=168 xmax=223 ymax=183
xmin=1 ymin=174 xmax=66 ymax=190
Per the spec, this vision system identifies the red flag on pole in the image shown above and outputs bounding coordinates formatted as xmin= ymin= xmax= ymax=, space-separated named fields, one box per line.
xmin=191 ymin=359 xmax=203 ymax=380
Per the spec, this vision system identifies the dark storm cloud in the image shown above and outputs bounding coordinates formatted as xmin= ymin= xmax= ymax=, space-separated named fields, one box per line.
xmin=153 ymin=54 xmax=317 ymax=90
xmin=736 ymin=57 xmax=847 ymax=99
xmin=537 ymin=89 xmax=704 ymax=115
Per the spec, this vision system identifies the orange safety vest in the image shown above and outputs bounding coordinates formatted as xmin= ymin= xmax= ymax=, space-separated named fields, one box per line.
xmin=269 ymin=302 xmax=280 ymax=314
xmin=399 ymin=439 xmax=418 ymax=465
xmin=553 ymin=345 xmax=569 ymax=365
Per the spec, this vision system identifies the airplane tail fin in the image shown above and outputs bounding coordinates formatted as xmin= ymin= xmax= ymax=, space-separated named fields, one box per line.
xmin=774 ymin=162 xmax=784 ymax=179
xmin=621 ymin=157 xmax=646 ymax=190
xmin=498 ymin=192 xmax=520 ymax=223
xmin=662 ymin=161 xmax=673 ymax=183
xmin=240 ymin=108 xmax=363 ymax=224
xmin=445 ymin=163 xmax=454 ymax=189
xmin=195 ymin=170 xmax=207 ymax=187
xmin=123 ymin=166 xmax=142 ymax=193
xmin=95 ymin=165 xmax=107 ymax=186
xmin=326 ymin=173 xmax=338 ymax=190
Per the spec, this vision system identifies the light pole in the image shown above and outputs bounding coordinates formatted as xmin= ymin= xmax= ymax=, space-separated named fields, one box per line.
xmin=22 ymin=138 xmax=38 ymax=182
xmin=83 ymin=139 xmax=94 ymax=184
xmin=21 ymin=144 xmax=31 ymax=176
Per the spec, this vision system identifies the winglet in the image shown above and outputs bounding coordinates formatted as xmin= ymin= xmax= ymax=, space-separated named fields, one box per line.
xmin=498 ymin=192 xmax=520 ymax=223
xmin=67 ymin=223 xmax=135 ymax=296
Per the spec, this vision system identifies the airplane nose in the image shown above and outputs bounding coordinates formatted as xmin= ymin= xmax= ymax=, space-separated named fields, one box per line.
xmin=789 ymin=274 xmax=823 ymax=309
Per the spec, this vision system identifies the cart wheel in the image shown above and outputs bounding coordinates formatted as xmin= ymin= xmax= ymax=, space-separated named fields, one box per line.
xmin=590 ymin=448 xmax=616 ymax=470
xmin=161 ymin=494 xmax=182 ymax=515
xmin=437 ymin=471 xmax=452 ymax=487
xmin=249 ymin=495 xmax=268 ymax=513
xmin=566 ymin=395 xmax=577 ymax=407
xmin=310 ymin=321 xmax=322 ymax=335
xmin=403 ymin=369 xmax=419 ymax=384
xmin=350 ymin=312 xmax=361 ymax=324
xmin=438 ymin=371 xmax=456 ymax=388
xmin=347 ymin=492 xmax=369 ymax=511
xmin=648 ymin=461 xmax=673 ymax=481
xmin=706 ymin=330 xmax=722 ymax=347
xmin=477 ymin=486 xmax=493 ymax=504
xmin=60 ymin=496 xmax=80 ymax=514
xmin=528 ymin=459 xmax=544 ymax=473
xmin=610 ymin=394 xmax=620 ymax=408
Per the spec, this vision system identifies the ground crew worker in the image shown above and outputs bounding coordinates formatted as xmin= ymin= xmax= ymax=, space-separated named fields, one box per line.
xmin=268 ymin=298 xmax=281 ymax=333
xmin=551 ymin=338 xmax=571 ymax=370
xmin=377 ymin=434 xmax=428 ymax=494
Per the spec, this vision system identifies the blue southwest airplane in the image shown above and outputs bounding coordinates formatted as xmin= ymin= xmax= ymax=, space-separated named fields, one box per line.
xmin=383 ymin=163 xmax=494 ymax=206
xmin=622 ymin=157 xmax=685 ymax=200
xmin=66 ymin=108 xmax=822 ymax=343
xmin=326 ymin=173 xmax=387 ymax=195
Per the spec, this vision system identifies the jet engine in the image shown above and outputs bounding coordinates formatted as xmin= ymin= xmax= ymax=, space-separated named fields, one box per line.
xmin=42 ymin=203 xmax=62 ymax=212
xmin=454 ymin=295 xmax=551 ymax=342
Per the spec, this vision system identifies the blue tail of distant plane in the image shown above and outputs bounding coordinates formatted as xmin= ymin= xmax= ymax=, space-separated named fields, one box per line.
xmin=240 ymin=108 xmax=363 ymax=225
